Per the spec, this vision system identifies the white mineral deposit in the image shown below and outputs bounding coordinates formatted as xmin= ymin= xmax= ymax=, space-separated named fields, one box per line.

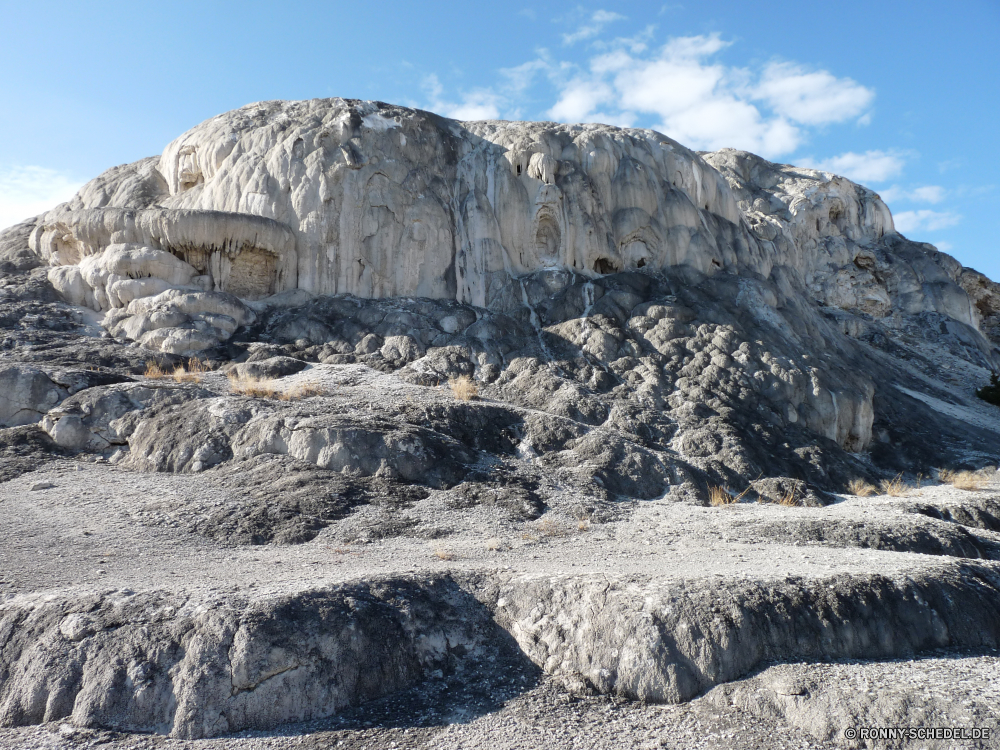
xmin=1 ymin=99 xmax=998 ymax=750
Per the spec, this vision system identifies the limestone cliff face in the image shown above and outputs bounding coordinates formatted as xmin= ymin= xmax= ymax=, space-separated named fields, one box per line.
xmin=32 ymin=99 xmax=759 ymax=307
xmin=703 ymin=149 xmax=975 ymax=329
xmin=18 ymin=98 xmax=1000 ymax=457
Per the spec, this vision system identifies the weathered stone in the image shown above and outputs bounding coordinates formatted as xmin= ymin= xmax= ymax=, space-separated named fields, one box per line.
xmin=0 ymin=366 xmax=66 ymax=427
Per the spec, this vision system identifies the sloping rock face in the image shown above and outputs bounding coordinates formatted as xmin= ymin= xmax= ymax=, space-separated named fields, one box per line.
xmin=37 ymin=99 xmax=748 ymax=303
xmin=0 ymin=578 xmax=504 ymax=738
xmin=3 ymin=97 xmax=1000 ymax=743
xmin=6 ymin=98 xmax=1000 ymax=486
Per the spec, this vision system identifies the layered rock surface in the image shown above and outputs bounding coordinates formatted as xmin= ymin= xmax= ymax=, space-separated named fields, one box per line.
xmin=3 ymin=98 xmax=1000 ymax=745
xmin=2 ymin=462 xmax=1000 ymax=745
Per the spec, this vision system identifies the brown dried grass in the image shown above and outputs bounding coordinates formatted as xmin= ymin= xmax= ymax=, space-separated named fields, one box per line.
xmin=847 ymin=478 xmax=877 ymax=497
xmin=708 ymin=485 xmax=733 ymax=506
xmin=228 ymin=374 xmax=325 ymax=400
xmin=449 ymin=375 xmax=478 ymax=401
xmin=144 ymin=361 xmax=168 ymax=379
xmin=536 ymin=518 xmax=574 ymax=537
xmin=879 ymin=473 xmax=908 ymax=497
xmin=172 ymin=357 xmax=207 ymax=383
xmin=709 ymin=484 xmax=752 ymax=507
xmin=520 ymin=518 xmax=578 ymax=542
xmin=940 ymin=468 xmax=989 ymax=491
xmin=777 ymin=487 xmax=801 ymax=507
xmin=433 ymin=548 xmax=456 ymax=561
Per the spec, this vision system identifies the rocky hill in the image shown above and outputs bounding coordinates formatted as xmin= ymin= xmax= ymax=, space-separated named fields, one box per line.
xmin=1 ymin=99 xmax=999 ymax=747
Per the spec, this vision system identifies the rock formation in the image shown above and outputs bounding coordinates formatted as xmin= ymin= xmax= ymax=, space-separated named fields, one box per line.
xmin=2 ymin=98 xmax=1000 ymax=745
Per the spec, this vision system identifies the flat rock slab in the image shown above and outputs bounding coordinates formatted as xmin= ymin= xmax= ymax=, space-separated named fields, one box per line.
xmin=3 ymin=462 xmax=1000 ymax=743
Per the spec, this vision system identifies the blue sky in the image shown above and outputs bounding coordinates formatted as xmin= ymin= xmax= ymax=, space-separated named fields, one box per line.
xmin=2 ymin=1 xmax=997 ymax=276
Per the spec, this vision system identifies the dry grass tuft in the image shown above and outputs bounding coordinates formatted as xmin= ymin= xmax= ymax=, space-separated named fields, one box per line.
xmin=144 ymin=361 xmax=168 ymax=379
xmin=709 ymin=484 xmax=752 ymax=507
xmin=484 ymin=537 xmax=503 ymax=551
xmin=777 ymin=487 xmax=800 ymax=507
xmin=449 ymin=375 xmax=478 ymax=401
xmin=521 ymin=518 xmax=578 ymax=542
xmin=433 ymin=548 xmax=456 ymax=561
xmin=848 ymin=478 xmax=877 ymax=497
xmin=940 ymin=468 xmax=990 ymax=491
xmin=880 ymin=473 xmax=909 ymax=497
xmin=282 ymin=381 xmax=326 ymax=400
xmin=172 ymin=357 xmax=207 ymax=383
xmin=708 ymin=485 xmax=734 ymax=506
xmin=228 ymin=374 xmax=325 ymax=400
xmin=228 ymin=374 xmax=281 ymax=399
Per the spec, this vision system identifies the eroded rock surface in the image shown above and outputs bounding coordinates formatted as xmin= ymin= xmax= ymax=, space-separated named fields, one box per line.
xmin=3 ymin=99 xmax=1000 ymax=746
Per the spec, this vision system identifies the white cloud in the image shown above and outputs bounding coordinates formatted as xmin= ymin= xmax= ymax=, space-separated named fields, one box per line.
xmin=937 ymin=158 xmax=964 ymax=173
xmin=499 ymin=56 xmax=554 ymax=95
xmin=935 ymin=241 xmax=954 ymax=252
xmin=423 ymin=32 xmax=879 ymax=160
xmin=547 ymin=77 xmax=614 ymax=122
xmin=563 ymin=10 xmax=626 ymax=45
xmin=543 ymin=34 xmax=874 ymax=157
xmin=910 ymin=185 xmax=946 ymax=203
xmin=893 ymin=210 xmax=962 ymax=234
xmin=878 ymin=184 xmax=945 ymax=205
xmin=422 ymin=75 xmax=502 ymax=121
xmin=0 ymin=166 xmax=83 ymax=231
xmin=801 ymin=150 xmax=905 ymax=183
xmin=753 ymin=62 xmax=873 ymax=126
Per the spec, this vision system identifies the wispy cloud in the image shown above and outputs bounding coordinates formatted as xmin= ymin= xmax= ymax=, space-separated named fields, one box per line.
xmin=937 ymin=158 xmax=964 ymax=173
xmin=422 ymin=32 xmax=878 ymax=159
xmin=878 ymin=184 xmax=946 ymax=204
xmin=544 ymin=33 xmax=875 ymax=157
xmin=752 ymin=62 xmax=873 ymax=126
xmin=0 ymin=166 xmax=83 ymax=231
xmin=422 ymin=74 xmax=502 ymax=120
xmin=800 ymin=150 xmax=906 ymax=183
xmin=562 ymin=10 xmax=626 ymax=45
xmin=893 ymin=209 xmax=962 ymax=234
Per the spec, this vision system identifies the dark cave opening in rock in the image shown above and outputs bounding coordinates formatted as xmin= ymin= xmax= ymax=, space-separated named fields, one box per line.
xmin=535 ymin=215 xmax=561 ymax=262
xmin=593 ymin=258 xmax=617 ymax=274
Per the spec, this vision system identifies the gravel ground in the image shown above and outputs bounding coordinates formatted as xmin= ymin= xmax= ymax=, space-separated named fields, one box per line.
xmin=3 ymin=462 xmax=1000 ymax=748
xmin=5 ymin=461 xmax=994 ymax=598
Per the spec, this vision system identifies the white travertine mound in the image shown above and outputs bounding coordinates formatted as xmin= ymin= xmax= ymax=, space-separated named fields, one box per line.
xmin=101 ymin=287 xmax=255 ymax=355
xmin=20 ymin=98 xmax=993 ymax=453
xmin=30 ymin=99 xmax=765 ymax=311
xmin=703 ymin=149 xmax=976 ymax=327
xmin=28 ymin=99 xmax=911 ymax=325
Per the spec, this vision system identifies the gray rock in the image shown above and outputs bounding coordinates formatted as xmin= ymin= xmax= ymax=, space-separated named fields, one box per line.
xmin=6 ymin=99 xmax=1000 ymax=745
xmin=0 ymin=578 xmax=502 ymax=738
xmin=40 ymin=381 xmax=212 ymax=451
xmin=0 ymin=366 xmax=66 ymax=427
xmin=226 ymin=356 xmax=308 ymax=380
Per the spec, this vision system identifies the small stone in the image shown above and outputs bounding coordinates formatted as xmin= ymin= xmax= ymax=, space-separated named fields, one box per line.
xmin=30 ymin=481 xmax=55 ymax=490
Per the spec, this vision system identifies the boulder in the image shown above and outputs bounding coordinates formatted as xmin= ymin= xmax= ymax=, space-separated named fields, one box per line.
xmin=0 ymin=366 xmax=66 ymax=427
